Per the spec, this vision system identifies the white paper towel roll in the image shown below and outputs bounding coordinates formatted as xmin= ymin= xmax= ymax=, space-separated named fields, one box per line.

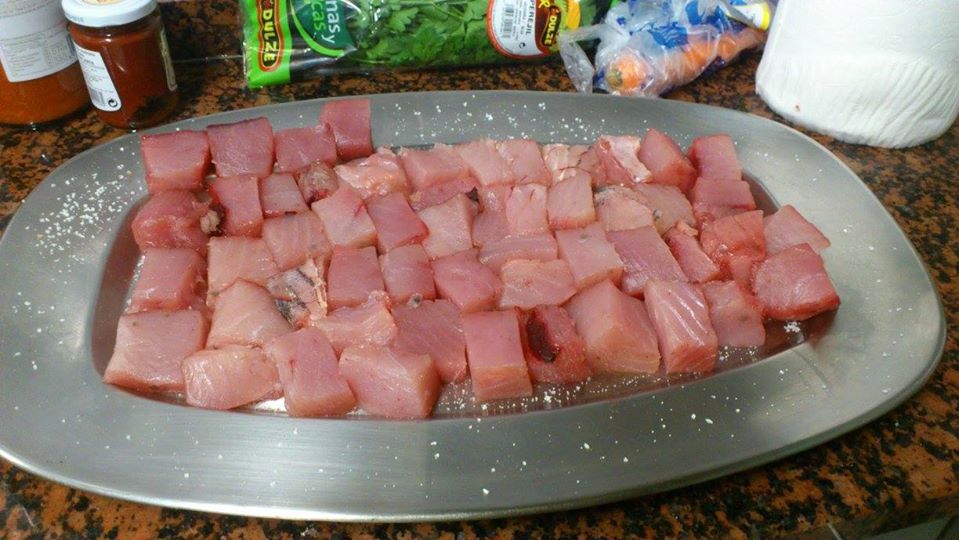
xmin=756 ymin=0 xmax=959 ymax=148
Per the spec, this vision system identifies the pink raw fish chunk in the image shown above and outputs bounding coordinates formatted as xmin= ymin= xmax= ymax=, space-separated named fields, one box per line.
xmin=644 ymin=280 xmax=718 ymax=373
xmin=311 ymin=186 xmax=377 ymax=248
xmin=498 ymin=259 xmax=577 ymax=310
xmin=266 ymin=260 xmax=328 ymax=328
xmin=104 ymin=310 xmax=207 ymax=392
xmin=700 ymin=210 xmax=766 ymax=275
xmin=209 ymin=175 xmax=263 ymax=236
xmin=132 ymin=190 xmax=210 ymax=254
xmin=393 ymin=299 xmax=467 ymax=383
xmin=702 ymin=281 xmax=766 ymax=347
xmin=497 ymin=139 xmax=551 ymax=185
xmin=555 ymin=223 xmax=624 ymax=289
xmin=314 ymin=293 xmax=398 ymax=353
xmin=334 ymin=149 xmax=410 ymax=199
xmin=295 ymin=161 xmax=339 ymax=204
xmin=207 ymin=236 xmax=279 ymax=295
xmin=140 ymin=130 xmax=210 ymax=193
xmin=594 ymin=186 xmax=655 ymax=232
xmin=327 ymin=245 xmax=385 ymax=309
xmin=690 ymin=177 xmax=756 ymax=214
xmin=608 ymin=226 xmax=687 ymax=297
xmin=380 ymin=244 xmax=436 ymax=305
xmin=418 ymin=193 xmax=475 ymax=259
xmin=566 ymin=280 xmax=661 ymax=374
xmin=520 ymin=306 xmax=591 ymax=384
xmin=408 ymin=176 xmax=479 ymax=212
xmin=182 ymin=346 xmax=280 ymax=410
xmin=471 ymin=185 xmax=511 ymax=247
xmin=274 ymin=124 xmax=337 ymax=173
xmin=688 ymin=134 xmax=742 ymax=184
xmin=129 ymin=248 xmax=205 ymax=312
xmin=431 ymin=249 xmax=503 ymax=313
xmin=462 ymin=310 xmax=532 ymax=401
xmin=260 ymin=173 xmax=308 ymax=217
xmin=478 ymin=233 xmax=557 ymax=272
xmin=542 ymin=143 xmax=590 ymax=185
xmin=752 ymin=244 xmax=840 ymax=321
xmin=207 ymin=117 xmax=275 ymax=178
xmin=593 ymin=135 xmax=651 ymax=187
xmin=665 ymin=226 xmax=721 ymax=284
xmin=319 ymin=98 xmax=373 ymax=161
xmin=547 ymin=175 xmax=596 ymax=230
xmin=339 ymin=345 xmax=441 ymax=419
xmin=400 ymin=144 xmax=470 ymax=191
xmin=638 ymin=128 xmax=697 ymax=192
xmin=505 ymin=184 xmax=549 ymax=235
xmin=261 ymin=212 xmax=332 ymax=272
xmin=632 ymin=183 xmax=696 ymax=234
xmin=207 ymin=280 xmax=292 ymax=348
xmin=763 ymin=205 xmax=831 ymax=255
xmin=366 ymin=192 xmax=428 ymax=253
xmin=265 ymin=328 xmax=356 ymax=417
xmin=455 ymin=139 xmax=514 ymax=186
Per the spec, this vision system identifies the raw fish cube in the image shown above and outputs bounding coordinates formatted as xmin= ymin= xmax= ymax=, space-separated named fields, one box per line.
xmin=566 ymin=280 xmax=661 ymax=374
xmin=547 ymin=175 xmax=596 ymax=230
xmin=431 ymin=249 xmax=503 ymax=313
xmin=207 ymin=117 xmax=275 ymax=178
xmin=104 ymin=310 xmax=207 ymax=392
xmin=638 ymin=128 xmax=697 ymax=192
xmin=129 ymin=248 xmax=205 ymax=312
xmin=380 ymin=244 xmax=436 ymax=305
xmin=594 ymin=186 xmax=655 ymax=231
xmin=393 ymin=299 xmax=467 ymax=383
xmin=295 ymin=161 xmax=339 ymax=204
xmin=417 ymin=193 xmax=474 ymax=259
xmin=182 ymin=346 xmax=280 ymax=410
xmin=334 ymin=149 xmax=410 ymax=199
xmin=752 ymin=244 xmax=840 ymax=321
xmin=555 ymin=223 xmax=624 ymax=289
xmin=314 ymin=293 xmax=397 ymax=354
xmin=542 ymin=143 xmax=590 ymax=185
xmin=209 ymin=175 xmax=263 ymax=236
xmin=505 ymin=184 xmax=549 ymax=235
xmin=339 ymin=345 xmax=441 ymax=419
xmin=462 ymin=310 xmax=532 ymax=401
xmin=207 ymin=236 xmax=279 ymax=295
xmin=690 ymin=176 xmax=756 ymax=211
xmin=702 ymin=281 xmax=766 ymax=347
xmin=763 ymin=204 xmax=831 ymax=255
xmin=688 ymin=134 xmax=741 ymax=184
xmin=455 ymin=139 xmax=514 ymax=186
xmin=478 ymin=233 xmax=558 ymax=272
xmin=520 ymin=306 xmax=591 ymax=384
xmin=366 ymin=192 xmax=428 ymax=253
xmin=261 ymin=212 xmax=332 ymax=272
xmin=274 ymin=124 xmax=337 ymax=173
xmin=608 ymin=227 xmax=687 ymax=297
xmin=327 ymin=245 xmax=385 ymax=309
xmin=700 ymin=210 xmax=766 ymax=272
xmin=266 ymin=260 xmax=328 ymax=328
xmin=311 ymin=186 xmax=377 ymax=248
xmin=498 ymin=259 xmax=577 ymax=310
xmin=259 ymin=173 xmax=308 ymax=217
xmin=644 ymin=280 xmax=718 ymax=373
xmin=665 ymin=226 xmax=721 ymax=284
xmin=140 ymin=130 xmax=210 ymax=193
xmin=399 ymin=144 xmax=470 ymax=191
xmin=207 ymin=280 xmax=292 ymax=348
xmin=408 ymin=176 xmax=479 ymax=212
xmin=497 ymin=139 xmax=550 ymax=185
xmin=265 ymin=328 xmax=356 ymax=417
xmin=632 ymin=183 xmax=696 ymax=234
xmin=593 ymin=135 xmax=651 ymax=186
xmin=132 ymin=190 xmax=210 ymax=254
xmin=319 ymin=98 xmax=373 ymax=160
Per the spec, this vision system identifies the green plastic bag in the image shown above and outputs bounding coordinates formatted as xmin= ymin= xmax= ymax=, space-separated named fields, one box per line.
xmin=241 ymin=0 xmax=610 ymax=87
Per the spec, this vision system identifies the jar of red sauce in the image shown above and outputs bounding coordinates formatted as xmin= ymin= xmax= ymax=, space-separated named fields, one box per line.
xmin=0 ymin=0 xmax=89 ymax=125
xmin=62 ymin=0 xmax=177 ymax=129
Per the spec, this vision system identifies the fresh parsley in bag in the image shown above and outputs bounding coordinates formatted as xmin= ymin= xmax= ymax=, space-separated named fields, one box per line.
xmin=241 ymin=0 xmax=611 ymax=87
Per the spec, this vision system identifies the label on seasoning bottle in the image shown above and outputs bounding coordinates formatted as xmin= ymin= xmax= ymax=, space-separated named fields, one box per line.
xmin=0 ymin=0 xmax=78 ymax=82
xmin=73 ymin=43 xmax=121 ymax=111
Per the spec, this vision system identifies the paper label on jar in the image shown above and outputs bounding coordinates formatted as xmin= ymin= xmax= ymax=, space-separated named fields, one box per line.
xmin=74 ymin=44 xmax=121 ymax=112
xmin=0 ymin=0 xmax=78 ymax=82
xmin=487 ymin=0 xmax=581 ymax=59
xmin=159 ymin=30 xmax=177 ymax=92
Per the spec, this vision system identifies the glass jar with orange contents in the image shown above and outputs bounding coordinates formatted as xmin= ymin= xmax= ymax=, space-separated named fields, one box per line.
xmin=62 ymin=0 xmax=177 ymax=129
xmin=0 ymin=0 xmax=90 ymax=126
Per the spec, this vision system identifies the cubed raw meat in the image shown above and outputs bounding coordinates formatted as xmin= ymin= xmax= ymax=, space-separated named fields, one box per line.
xmin=208 ymin=175 xmax=263 ymax=236
xmin=520 ymin=306 xmax=591 ymax=384
xmin=207 ymin=280 xmax=292 ymax=348
xmin=455 ymin=139 xmax=514 ymax=186
xmin=314 ymin=293 xmax=398 ymax=353
xmin=259 ymin=173 xmax=308 ymax=217
xmin=505 ymin=184 xmax=549 ymax=235
xmin=688 ymin=134 xmax=741 ymax=184
xmin=366 ymin=192 xmax=428 ymax=253
xmin=207 ymin=236 xmax=279 ymax=295
xmin=700 ymin=210 xmax=766 ymax=273
xmin=339 ymin=345 xmax=441 ymax=419
xmin=498 ymin=259 xmax=577 ymax=310
xmin=399 ymin=144 xmax=470 ymax=191
xmin=497 ymin=139 xmax=551 ymax=185
xmin=295 ymin=161 xmax=339 ymax=204
xmin=593 ymin=135 xmax=652 ymax=186
xmin=565 ymin=280 xmax=661 ymax=374
xmin=632 ymin=183 xmax=696 ymax=235
xmin=431 ymin=249 xmax=503 ymax=313
xmin=478 ymin=233 xmax=558 ymax=272
xmin=594 ymin=186 xmax=655 ymax=231
xmin=104 ymin=310 xmax=207 ymax=392
xmin=417 ymin=193 xmax=474 ymax=259
xmin=274 ymin=124 xmax=337 ymax=173
xmin=327 ymin=245 xmax=385 ymax=309
xmin=547 ymin=175 xmax=596 ymax=230
xmin=665 ymin=225 xmax=721 ymax=284
xmin=542 ymin=143 xmax=590 ymax=185
xmin=265 ymin=328 xmax=356 ymax=417
xmin=380 ymin=244 xmax=436 ymax=305
xmin=393 ymin=299 xmax=467 ymax=384
xmin=131 ymin=190 xmax=210 ymax=254
xmin=690 ymin=176 xmax=756 ymax=212
xmin=692 ymin=202 xmax=746 ymax=226
xmin=261 ymin=212 xmax=332 ymax=272
xmin=182 ymin=346 xmax=280 ymax=410
xmin=129 ymin=248 xmax=206 ymax=312
xmin=334 ymin=149 xmax=410 ymax=199
xmin=311 ymin=186 xmax=377 ymax=248
xmin=408 ymin=176 xmax=479 ymax=212
xmin=471 ymin=209 xmax=510 ymax=248
xmin=701 ymin=281 xmax=766 ymax=347
xmin=555 ymin=223 xmax=624 ymax=289
xmin=763 ymin=204 xmax=831 ymax=255
xmin=638 ymin=128 xmax=697 ymax=192
xmin=462 ymin=310 xmax=533 ymax=401
xmin=266 ymin=260 xmax=328 ymax=328
xmin=140 ymin=130 xmax=210 ymax=193
xmin=319 ymin=98 xmax=373 ymax=160
xmin=207 ymin=117 xmax=274 ymax=178
xmin=644 ymin=280 xmax=718 ymax=373
xmin=751 ymin=244 xmax=840 ymax=321
xmin=608 ymin=226 xmax=688 ymax=297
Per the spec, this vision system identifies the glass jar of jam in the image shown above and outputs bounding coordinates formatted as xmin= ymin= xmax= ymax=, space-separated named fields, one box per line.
xmin=0 ymin=0 xmax=89 ymax=125
xmin=62 ymin=0 xmax=177 ymax=129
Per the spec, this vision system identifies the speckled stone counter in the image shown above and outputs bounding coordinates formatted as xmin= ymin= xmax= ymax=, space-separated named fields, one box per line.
xmin=2 ymin=8 xmax=958 ymax=538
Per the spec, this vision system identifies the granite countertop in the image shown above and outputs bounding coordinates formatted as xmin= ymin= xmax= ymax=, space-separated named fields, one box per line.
xmin=1 ymin=3 xmax=958 ymax=537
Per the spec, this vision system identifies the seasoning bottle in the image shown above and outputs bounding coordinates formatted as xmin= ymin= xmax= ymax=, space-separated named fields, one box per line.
xmin=0 ymin=0 xmax=89 ymax=125
xmin=62 ymin=0 xmax=177 ymax=130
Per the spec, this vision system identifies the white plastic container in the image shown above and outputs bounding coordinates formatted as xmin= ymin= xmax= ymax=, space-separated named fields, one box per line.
xmin=756 ymin=0 xmax=959 ymax=148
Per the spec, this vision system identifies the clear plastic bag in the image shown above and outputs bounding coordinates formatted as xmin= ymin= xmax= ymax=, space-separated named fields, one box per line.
xmin=559 ymin=0 xmax=774 ymax=97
